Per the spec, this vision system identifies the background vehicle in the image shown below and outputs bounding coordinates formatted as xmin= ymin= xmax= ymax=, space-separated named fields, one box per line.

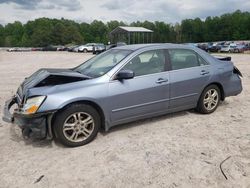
xmin=233 ymin=44 xmax=245 ymax=53
xmin=56 ymin=46 xmax=67 ymax=51
xmin=220 ymin=44 xmax=237 ymax=53
xmin=42 ymin=45 xmax=58 ymax=51
xmin=208 ymin=43 xmax=222 ymax=52
xmin=7 ymin=48 xmax=18 ymax=52
xmin=67 ymin=45 xmax=78 ymax=52
xmin=197 ymin=43 xmax=209 ymax=52
xmin=3 ymin=44 xmax=242 ymax=147
xmin=244 ymin=43 xmax=250 ymax=51
xmin=31 ymin=47 xmax=43 ymax=51
xmin=93 ymin=43 xmax=106 ymax=54
xmin=72 ymin=45 xmax=80 ymax=52
xmin=78 ymin=43 xmax=96 ymax=52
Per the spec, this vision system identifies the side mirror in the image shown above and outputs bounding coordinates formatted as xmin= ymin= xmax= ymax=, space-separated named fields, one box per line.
xmin=116 ymin=69 xmax=134 ymax=80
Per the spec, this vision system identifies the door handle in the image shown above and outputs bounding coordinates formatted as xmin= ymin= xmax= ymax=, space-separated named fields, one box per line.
xmin=156 ymin=78 xmax=168 ymax=84
xmin=200 ymin=70 xmax=209 ymax=75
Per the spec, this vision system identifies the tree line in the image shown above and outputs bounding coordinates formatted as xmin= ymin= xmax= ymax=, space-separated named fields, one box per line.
xmin=0 ymin=10 xmax=249 ymax=47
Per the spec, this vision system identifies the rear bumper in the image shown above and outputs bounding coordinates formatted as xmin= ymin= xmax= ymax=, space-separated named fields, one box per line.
xmin=224 ymin=74 xmax=243 ymax=97
xmin=2 ymin=96 xmax=54 ymax=139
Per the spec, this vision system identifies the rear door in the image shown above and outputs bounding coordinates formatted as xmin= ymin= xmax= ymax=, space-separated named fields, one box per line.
xmin=168 ymin=49 xmax=211 ymax=109
xmin=108 ymin=49 xmax=170 ymax=124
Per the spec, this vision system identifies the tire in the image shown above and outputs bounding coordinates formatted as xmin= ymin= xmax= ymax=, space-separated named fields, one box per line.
xmin=53 ymin=104 xmax=100 ymax=147
xmin=83 ymin=49 xmax=87 ymax=53
xmin=196 ymin=85 xmax=221 ymax=114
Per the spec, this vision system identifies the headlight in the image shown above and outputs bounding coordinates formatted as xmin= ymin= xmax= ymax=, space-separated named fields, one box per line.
xmin=23 ymin=96 xmax=46 ymax=114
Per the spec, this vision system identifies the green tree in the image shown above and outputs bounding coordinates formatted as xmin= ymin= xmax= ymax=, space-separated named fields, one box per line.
xmin=29 ymin=18 xmax=53 ymax=46
xmin=0 ymin=10 xmax=250 ymax=47
xmin=90 ymin=20 xmax=108 ymax=43
xmin=0 ymin=24 xmax=4 ymax=46
xmin=80 ymin=22 xmax=92 ymax=43
xmin=4 ymin=21 xmax=23 ymax=46
xmin=51 ymin=22 xmax=66 ymax=45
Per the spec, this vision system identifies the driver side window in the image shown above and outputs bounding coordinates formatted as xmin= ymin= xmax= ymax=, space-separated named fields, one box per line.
xmin=122 ymin=49 xmax=166 ymax=77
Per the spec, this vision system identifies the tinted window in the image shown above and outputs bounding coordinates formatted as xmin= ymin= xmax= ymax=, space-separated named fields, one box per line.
xmin=122 ymin=50 xmax=165 ymax=77
xmin=169 ymin=49 xmax=200 ymax=70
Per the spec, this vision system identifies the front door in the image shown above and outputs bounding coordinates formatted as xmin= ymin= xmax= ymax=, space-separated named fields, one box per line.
xmin=108 ymin=49 xmax=170 ymax=124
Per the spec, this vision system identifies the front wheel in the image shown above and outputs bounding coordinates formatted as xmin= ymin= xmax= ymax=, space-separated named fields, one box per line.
xmin=196 ymin=85 xmax=221 ymax=114
xmin=53 ymin=104 xmax=100 ymax=147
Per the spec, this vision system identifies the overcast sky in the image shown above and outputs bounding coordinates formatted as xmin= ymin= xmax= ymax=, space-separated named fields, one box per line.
xmin=0 ymin=0 xmax=250 ymax=25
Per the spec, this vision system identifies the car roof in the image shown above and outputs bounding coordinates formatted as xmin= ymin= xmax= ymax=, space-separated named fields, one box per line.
xmin=115 ymin=43 xmax=196 ymax=51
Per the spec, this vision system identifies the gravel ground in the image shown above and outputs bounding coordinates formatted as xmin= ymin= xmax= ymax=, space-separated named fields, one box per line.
xmin=0 ymin=51 xmax=249 ymax=188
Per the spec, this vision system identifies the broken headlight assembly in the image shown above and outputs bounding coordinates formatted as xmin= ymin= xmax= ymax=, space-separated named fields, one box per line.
xmin=22 ymin=96 xmax=46 ymax=114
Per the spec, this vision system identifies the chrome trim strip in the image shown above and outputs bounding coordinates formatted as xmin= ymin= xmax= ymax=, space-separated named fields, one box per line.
xmin=170 ymin=93 xmax=198 ymax=100
xmin=112 ymin=98 xmax=169 ymax=112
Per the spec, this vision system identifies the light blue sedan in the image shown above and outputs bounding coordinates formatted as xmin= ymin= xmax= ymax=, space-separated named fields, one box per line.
xmin=3 ymin=44 xmax=242 ymax=147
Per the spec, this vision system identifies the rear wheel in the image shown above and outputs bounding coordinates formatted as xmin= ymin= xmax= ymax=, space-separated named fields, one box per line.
xmin=196 ymin=85 xmax=221 ymax=114
xmin=84 ymin=49 xmax=87 ymax=53
xmin=53 ymin=104 xmax=100 ymax=147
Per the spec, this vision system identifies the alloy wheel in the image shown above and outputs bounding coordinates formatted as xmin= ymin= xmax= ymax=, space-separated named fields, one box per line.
xmin=203 ymin=89 xmax=219 ymax=111
xmin=63 ymin=112 xmax=94 ymax=142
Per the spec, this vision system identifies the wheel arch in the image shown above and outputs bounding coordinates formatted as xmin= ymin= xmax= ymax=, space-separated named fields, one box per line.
xmin=203 ymin=82 xmax=225 ymax=101
xmin=52 ymin=100 xmax=106 ymax=132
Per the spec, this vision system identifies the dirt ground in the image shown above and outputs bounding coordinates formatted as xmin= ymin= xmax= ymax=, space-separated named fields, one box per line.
xmin=0 ymin=51 xmax=249 ymax=188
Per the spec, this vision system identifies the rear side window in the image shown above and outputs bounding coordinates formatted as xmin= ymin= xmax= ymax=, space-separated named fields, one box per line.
xmin=169 ymin=49 xmax=202 ymax=70
xmin=197 ymin=55 xmax=209 ymax=66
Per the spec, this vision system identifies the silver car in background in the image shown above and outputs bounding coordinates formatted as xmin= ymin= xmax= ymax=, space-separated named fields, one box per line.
xmin=3 ymin=44 xmax=242 ymax=147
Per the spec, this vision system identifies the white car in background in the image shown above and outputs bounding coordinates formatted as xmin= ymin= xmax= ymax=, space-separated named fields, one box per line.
xmin=220 ymin=43 xmax=237 ymax=53
xmin=78 ymin=43 xmax=96 ymax=53
xmin=7 ymin=48 xmax=18 ymax=52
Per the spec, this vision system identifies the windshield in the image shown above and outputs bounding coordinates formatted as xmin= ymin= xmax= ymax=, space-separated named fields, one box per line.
xmin=74 ymin=49 xmax=132 ymax=78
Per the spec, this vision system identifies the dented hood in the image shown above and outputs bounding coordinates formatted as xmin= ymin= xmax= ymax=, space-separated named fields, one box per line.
xmin=16 ymin=68 xmax=89 ymax=103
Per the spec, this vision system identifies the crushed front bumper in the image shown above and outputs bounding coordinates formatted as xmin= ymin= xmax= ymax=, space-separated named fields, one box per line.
xmin=2 ymin=96 xmax=54 ymax=139
xmin=2 ymin=96 xmax=16 ymax=123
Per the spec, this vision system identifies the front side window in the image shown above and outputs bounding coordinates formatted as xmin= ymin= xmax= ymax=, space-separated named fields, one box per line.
xmin=122 ymin=49 xmax=166 ymax=77
xmin=74 ymin=49 xmax=132 ymax=78
xmin=169 ymin=49 xmax=201 ymax=70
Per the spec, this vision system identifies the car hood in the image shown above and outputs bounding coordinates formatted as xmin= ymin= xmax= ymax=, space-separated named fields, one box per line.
xmin=16 ymin=68 xmax=90 ymax=104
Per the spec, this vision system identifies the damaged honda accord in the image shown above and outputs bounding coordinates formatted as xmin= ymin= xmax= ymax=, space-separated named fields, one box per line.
xmin=3 ymin=44 xmax=243 ymax=147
